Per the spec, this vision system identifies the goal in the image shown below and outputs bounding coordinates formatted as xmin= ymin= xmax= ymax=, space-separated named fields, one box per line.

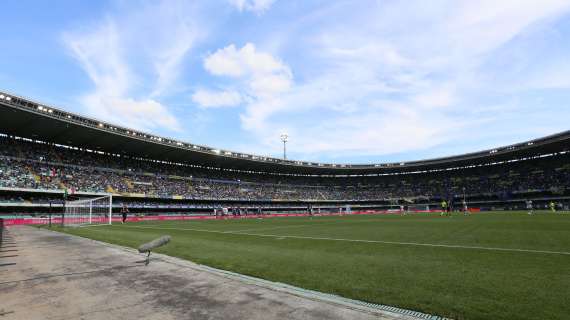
xmin=63 ymin=195 xmax=113 ymax=227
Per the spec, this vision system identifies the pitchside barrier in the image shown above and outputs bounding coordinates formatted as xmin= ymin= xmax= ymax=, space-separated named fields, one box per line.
xmin=0 ymin=209 xmax=450 ymax=226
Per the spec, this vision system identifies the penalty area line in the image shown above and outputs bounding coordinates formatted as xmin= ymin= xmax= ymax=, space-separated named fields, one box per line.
xmin=119 ymin=225 xmax=570 ymax=256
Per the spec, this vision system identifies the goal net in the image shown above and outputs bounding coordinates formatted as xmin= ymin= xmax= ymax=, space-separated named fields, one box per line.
xmin=407 ymin=205 xmax=430 ymax=212
xmin=63 ymin=195 xmax=113 ymax=227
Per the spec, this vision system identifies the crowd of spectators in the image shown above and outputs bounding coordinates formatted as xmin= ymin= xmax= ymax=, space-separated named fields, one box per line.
xmin=1 ymin=136 xmax=569 ymax=201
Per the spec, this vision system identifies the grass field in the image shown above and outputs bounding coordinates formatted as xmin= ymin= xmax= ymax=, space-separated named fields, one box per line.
xmin=50 ymin=211 xmax=570 ymax=320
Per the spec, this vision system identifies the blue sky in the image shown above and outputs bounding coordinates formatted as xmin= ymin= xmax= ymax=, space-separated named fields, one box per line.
xmin=1 ymin=0 xmax=570 ymax=164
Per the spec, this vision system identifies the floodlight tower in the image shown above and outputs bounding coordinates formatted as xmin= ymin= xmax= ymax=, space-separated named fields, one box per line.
xmin=280 ymin=133 xmax=289 ymax=160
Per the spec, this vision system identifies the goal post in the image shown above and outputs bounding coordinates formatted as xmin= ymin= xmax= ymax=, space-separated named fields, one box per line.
xmin=63 ymin=195 xmax=113 ymax=227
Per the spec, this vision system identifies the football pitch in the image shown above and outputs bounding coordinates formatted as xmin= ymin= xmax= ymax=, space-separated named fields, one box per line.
xmin=50 ymin=212 xmax=570 ymax=320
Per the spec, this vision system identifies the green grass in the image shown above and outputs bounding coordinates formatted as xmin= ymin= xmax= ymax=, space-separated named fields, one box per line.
xmin=50 ymin=211 xmax=570 ymax=320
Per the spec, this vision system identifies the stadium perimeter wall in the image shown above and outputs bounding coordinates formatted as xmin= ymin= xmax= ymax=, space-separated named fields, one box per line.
xmin=1 ymin=209 xmax=452 ymax=226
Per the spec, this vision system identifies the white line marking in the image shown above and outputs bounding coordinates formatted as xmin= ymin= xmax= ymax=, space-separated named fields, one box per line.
xmin=79 ymin=224 xmax=112 ymax=228
xmin=228 ymin=220 xmax=349 ymax=234
xmin=118 ymin=225 xmax=570 ymax=256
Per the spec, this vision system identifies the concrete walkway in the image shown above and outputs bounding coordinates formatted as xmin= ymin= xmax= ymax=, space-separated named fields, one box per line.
xmin=0 ymin=226 xmax=421 ymax=320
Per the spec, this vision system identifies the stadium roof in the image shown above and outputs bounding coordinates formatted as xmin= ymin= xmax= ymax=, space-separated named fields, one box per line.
xmin=1 ymin=90 xmax=569 ymax=176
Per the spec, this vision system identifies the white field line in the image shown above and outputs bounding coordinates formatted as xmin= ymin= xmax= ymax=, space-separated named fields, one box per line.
xmin=119 ymin=225 xmax=570 ymax=256
xmin=227 ymin=220 xmax=351 ymax=234
xmin=80 ymin=224 xmax=113 ymax=228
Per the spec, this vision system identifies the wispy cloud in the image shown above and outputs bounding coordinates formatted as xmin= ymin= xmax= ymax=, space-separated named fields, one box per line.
xmin=198 ymin=0 xmax=570 ymax=160
xmin=201 ymin=43 xmax=292 ymax=129
xmin=56 ymin=0 xmax=570 ymax=162
xmin=62 ymin=1 xmax=208 ymax=132
xmin=228 ymin=0 xmax=276 ymax=14
xmin=192 ymin=89 xmax=242 ymax=108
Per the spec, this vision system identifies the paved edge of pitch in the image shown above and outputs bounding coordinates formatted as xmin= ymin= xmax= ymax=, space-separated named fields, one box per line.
xmin=45 ymin=228 xmax=450 ymax=320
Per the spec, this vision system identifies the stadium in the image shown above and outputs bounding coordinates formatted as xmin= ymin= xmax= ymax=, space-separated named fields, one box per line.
xmin=1 ymin=90 xmax=569 ymax=219
xmin=2 ymin=2 xmax=570 ymax=320
xmin=1 ymin=90 xmax=569 ymax=320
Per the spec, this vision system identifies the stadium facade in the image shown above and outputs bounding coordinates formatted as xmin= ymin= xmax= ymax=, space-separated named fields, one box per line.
xmin=0 ymin=90 xmax=569 ymax=219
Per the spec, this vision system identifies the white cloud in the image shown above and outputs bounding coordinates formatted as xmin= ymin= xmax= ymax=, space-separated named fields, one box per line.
xmin=64 ymin=21 xmax=178 ymax=130
xmin=62 ymin=0 xmax=570 ymax=161
xmin=326 ymin=42 xmax=411 ymax=68
xmin=201 ymin=43 xmax=297 ymax=149
xmin=62 ymin=1 xmax=207 ymax=132
xmin=229 ymin=0 xmax=276 ymax=13
xmin=83 ymin=94 xmax=179 ymax=130
xmin=443 ymin=0 xmax=570 ymax=57
xmin=64 ymin=21 xmax=181 ymax=131
xmin=203 ymin=0 xmax=570 ymax=160
xmin=64 ymin=21 xmax=130 ymax=96
xmin=150 ymin=24 xmax=200 ymax=97
xmin=192 ymin=89 xmax=242 ymax=108
xmin=204 ymin=43 xmax=291 ymax=79
xmin=200 ymin=40 xmax=456 ymax=156
xmin=204 ymin=45 xmax=248 ymax=77
xmin=203 ymin=43 xmax=292 ymax=99
xmin=241 ymin=102 xmax=453 ymax=157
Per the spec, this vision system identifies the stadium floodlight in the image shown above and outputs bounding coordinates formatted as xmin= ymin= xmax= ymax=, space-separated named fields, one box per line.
xmin=5 ymin=96 xmax=11 ymax=101
xmin=280 ymin=133 xmax=289 ymax=160
xmin=0 ymin=94 xmax=4 ymax=99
